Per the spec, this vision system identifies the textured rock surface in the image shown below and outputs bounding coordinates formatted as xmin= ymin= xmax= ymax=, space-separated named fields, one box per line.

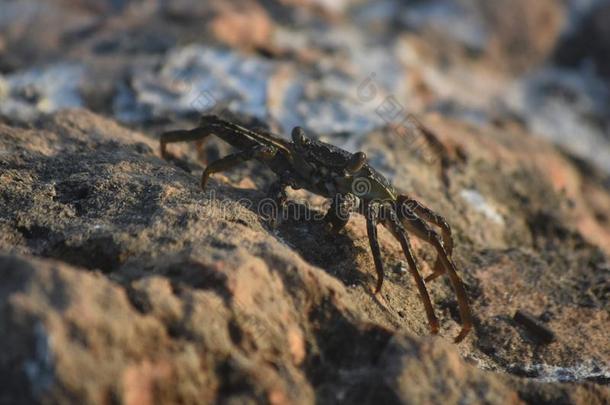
xmin=0 ymin=110 xmax=608 ymax=404
xmin=1 ymin=0 xmax=609 ymax=404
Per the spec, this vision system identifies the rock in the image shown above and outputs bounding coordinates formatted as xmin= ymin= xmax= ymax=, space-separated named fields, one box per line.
xmin=0 ymin=0 xmax=97 ymax=70
xmin=378 ymin=335 xmax=522 ymax=404
xmin=209 ymin=2 xmax=274 ymax=51
xmin=389 ymin=0 xmax=564 ymax=73
xmin=0 ymin=63 xmax=85 ymax=123
xmin=1 ymin=0 xmax=607 ymax=182
xmin=0 ymin=110 xmax=608 ymax=403
xmin=555 ymin=0 xmax=610 ymax=80
xmin=513 ymin=310 xmax=556 ymax=345
xmin=474 ymin=0 xmax=566 ymax=73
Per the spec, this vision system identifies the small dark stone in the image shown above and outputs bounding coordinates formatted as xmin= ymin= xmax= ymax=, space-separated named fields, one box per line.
xmin=513 ymin=310 xmax=556 ymax=345
xmin=393 ymin=262 xmax=408 ymax=275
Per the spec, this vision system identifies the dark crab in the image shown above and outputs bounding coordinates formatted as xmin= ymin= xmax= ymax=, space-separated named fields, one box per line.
xmin=160 ymin=115 xmax=472 ymax=342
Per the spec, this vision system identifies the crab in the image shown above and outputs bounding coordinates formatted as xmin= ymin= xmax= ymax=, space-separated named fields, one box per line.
xmin=160 ymin=115 xmax=472 ymax=342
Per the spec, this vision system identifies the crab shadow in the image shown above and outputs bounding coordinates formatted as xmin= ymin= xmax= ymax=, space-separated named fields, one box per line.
xmin=268 ymin=201 xmax=372 ymax=289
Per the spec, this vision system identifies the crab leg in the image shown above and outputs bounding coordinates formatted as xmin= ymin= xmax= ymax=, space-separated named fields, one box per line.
xmin=160 ymin=127 xmax=212 ymax=159
xmin=266 ymin=180 xmax=290 ymax=227
xmin=198 ymin=116 xmax=292 ymax=156
xmin=399 ymin=196 xmax=454 ymax=282
xmin=398 ymin=205 xmax=472 ymax=342
xmin=385 ymin=207 xmax=439 ymax=334
xmin=365 ymin=202 xmax=385 ymax=294
xmin=324 ymin=193 xmax=359 ymax=233
xmin=200 ymin=145 xmax=277 ymax=190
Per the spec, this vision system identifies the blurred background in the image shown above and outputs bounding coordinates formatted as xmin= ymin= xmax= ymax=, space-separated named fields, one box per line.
xmin=1 ymin=0 xmax=609 ymax=174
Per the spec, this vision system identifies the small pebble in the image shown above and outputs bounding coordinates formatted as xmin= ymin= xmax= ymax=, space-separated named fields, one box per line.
xmin=393 ymin=262 xmax=408 ymax=275
xmin=513 ymin=310 xmax=556 ymax=344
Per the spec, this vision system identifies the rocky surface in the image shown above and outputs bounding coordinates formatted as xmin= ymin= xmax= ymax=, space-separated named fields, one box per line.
xmin=0 ymin=110 xmax=608 ymax=404
xmin=1 ymin=0 xmax=609 ymax=404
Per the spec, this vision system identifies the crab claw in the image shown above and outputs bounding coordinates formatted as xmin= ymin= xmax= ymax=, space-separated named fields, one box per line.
xmin=345 ymin=151 xmax=367 ymax=174
xmin=291 ymin=126 xmax=309 ymax=146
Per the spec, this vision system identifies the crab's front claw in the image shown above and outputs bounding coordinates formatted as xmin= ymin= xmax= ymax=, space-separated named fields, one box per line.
xmin=345 ymin=152 xmax=367 ymax=174
xmin=291 ymin=126 xmax=309 ymax=147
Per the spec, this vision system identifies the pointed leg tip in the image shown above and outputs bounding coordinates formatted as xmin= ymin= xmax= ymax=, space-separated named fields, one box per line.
xmin=453 ymin=326 xmax=471 ymax=343
xmin=374 ymin=282 xmax=383 ymax=295
xmin=373 ymin=282 xmax=384 ymax=295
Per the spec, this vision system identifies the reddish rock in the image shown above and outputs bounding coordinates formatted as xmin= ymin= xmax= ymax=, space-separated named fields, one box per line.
xmin=0 ymin=110 xmax=608 ymax=403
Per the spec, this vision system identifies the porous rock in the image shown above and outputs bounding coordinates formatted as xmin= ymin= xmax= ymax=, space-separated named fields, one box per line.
xmin=0 ymin=110 xmax=608 ymax=404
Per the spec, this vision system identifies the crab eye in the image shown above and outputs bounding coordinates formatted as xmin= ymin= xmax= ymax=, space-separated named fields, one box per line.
xmin=291 ymin=126 xmax=309 ymax=146
xmin=345 ymin=151 xmax=367 ymax=174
